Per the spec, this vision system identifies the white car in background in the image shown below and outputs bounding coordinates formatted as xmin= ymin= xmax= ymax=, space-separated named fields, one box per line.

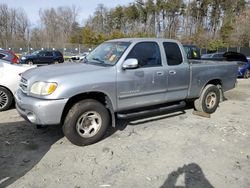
xmin=0 ymin=60 xmax=36 ymax=111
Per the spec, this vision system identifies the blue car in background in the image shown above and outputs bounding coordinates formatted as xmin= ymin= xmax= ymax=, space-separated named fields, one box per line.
xmin=202 ymin=52 xmax=250 ymax=79
xmin=238 ymin=59 xmax=250 ymax=78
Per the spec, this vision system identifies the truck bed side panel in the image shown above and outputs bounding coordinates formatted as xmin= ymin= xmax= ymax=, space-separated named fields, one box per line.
xmin=187 ymin=61 xmax=238 ymax=99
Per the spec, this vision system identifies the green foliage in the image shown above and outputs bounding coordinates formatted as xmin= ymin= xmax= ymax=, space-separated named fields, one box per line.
xmin=207 ymin=39 xmax=227 ymax=51
xmin=124 ymin=4 xmax=139 ymax=22
xmin=70 ymin=0 xmax=249 ymax=47
xmin=69 ymin=22 xmax=83 ymax=44
xmin=109 ymin=30 xmax=125 ymax=39
xmin=81 ymin=27 xmax=98 ymax=46
xmin=190 ymin=27 xmax=207 ymax=48
xmin=220 ymin=22 xmax=234 ymax=44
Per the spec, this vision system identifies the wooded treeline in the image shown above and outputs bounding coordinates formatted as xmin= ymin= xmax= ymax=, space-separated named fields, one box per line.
xmin=1 ymin=1 xmax=250 ymax=51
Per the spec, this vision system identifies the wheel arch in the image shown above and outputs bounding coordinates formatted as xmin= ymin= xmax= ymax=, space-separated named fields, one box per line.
xmin=199 ymin=79 xmax=223 ymax=102
xmin=25 ymin=59 xmax=33 ymax=63
xmin=200 ymin=79 xmax=222 ymax=95
xmin=61 ymin=91 xmax=115 ymax=127
xmin=0 ymin=85 xmax=14 ymax=97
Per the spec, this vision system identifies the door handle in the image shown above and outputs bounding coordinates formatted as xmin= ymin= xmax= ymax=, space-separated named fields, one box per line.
xmin=169 ymin=70 xmax=176 ymax=75
xmin=156 ymin=71 xmax=164 ymax=76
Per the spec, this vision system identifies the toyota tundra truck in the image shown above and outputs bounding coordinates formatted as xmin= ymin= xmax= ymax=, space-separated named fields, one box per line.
xmin=15 ymin=38 xmax=238 ymax=146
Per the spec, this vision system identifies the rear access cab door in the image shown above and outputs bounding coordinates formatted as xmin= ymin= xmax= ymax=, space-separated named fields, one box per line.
xmin=163 ymin=42 xmax=190 ymax=101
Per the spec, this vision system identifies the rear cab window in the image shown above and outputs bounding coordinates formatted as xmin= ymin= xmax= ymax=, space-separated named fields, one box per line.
xmin=126 ymin=42 xmax=162 ymax=67
xmin=163 ymin=42 xmax=183 ymax=66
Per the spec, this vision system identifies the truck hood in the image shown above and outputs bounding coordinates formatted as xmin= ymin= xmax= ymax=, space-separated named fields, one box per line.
xmin=22 ymin=62 xmax=107 ymax=80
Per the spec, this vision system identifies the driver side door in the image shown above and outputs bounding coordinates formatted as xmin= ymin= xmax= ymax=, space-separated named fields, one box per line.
xmin=117 ymin=42 xmax=167 ymax=111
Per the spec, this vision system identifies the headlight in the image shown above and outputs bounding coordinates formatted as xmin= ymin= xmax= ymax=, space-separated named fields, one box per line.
xmin=21 ymin=56 xmax=26 ymax=60
xmin=30 ymin=82 xmax=57 ymax=95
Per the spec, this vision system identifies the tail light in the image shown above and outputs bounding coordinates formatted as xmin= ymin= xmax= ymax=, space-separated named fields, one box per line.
xmin=7 ymin=50 xmax=20 ymax=64
xmin=12 ymin=56 xmax=20 ymax=64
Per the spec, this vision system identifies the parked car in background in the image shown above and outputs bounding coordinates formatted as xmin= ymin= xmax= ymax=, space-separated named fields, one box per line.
xmin=183 ymin=45 xmax=201 ymax=60
xmin=238 ymin=61 xmax=250 ymax=78
xmin=71 ymin=52 xmax=90 ymax=62
xmin=202 ymin=52 xmax=250 ymax=78
xmin=0 ymin=60 xmax=36 ymax=111
xmin=201 ymin=52 xmax=224 ymax=60
xmin=20 ymin=50 xmax=64 ymax=65
xmin=0 ymin=49 xmax=19 ymax=64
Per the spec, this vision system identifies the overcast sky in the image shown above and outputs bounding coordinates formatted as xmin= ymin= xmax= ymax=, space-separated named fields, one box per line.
xmin=0 ymin=0 xmax=133 ymax=26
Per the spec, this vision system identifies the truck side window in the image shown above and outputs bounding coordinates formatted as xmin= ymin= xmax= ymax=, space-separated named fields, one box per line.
xmin=126 ymin=42 xmax=162 ymax=67
xmin=163 ymin=42 xmax=183 ymax=66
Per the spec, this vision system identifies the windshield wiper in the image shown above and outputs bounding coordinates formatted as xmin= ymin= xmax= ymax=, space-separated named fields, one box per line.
xmin=84 ymin=57 xmax=112 ymax=67
xmin=92 ymin=58 xmax=105 ymax=64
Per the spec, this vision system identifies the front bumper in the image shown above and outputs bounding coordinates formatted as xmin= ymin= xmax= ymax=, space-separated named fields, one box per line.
xmin=15 ymin=89 xmax=68 ymax=125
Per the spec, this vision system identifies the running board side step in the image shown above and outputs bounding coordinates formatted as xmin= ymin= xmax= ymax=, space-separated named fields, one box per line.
xmin=117 ymin=101 xmax=186 ymax=119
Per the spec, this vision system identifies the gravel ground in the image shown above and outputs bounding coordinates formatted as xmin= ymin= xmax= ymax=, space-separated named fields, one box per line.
xmin=0 ymin=79 xmax=250 ymax=188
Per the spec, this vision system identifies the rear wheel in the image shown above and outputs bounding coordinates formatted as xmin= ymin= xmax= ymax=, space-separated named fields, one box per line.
xmin=0 ymin=87 xmax=13 ymax=111
xmin=26 ymin=60 xmax=33 ymax=65
xmin=244 ymin=69 xmax=250 ymax=79
xmin=194 ymin=84 xmax=220 ymax=114
xmin=63 ymin=99 xmax=110 ymax=146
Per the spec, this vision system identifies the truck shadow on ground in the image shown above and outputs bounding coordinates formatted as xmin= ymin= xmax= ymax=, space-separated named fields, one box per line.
xmin=161 ymin=163 xmax=214 ymax=188
xmin=0 ymin=121 xmax=63 ymax=187
xmin=0 ymin=104 xmax=192 ymax=187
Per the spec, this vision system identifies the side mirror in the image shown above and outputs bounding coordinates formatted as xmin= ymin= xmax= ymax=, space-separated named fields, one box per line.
xmin=122 ymin=58 xmax=139 ymax=70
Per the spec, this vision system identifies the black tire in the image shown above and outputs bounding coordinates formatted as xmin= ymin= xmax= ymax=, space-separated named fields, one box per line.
xmin=36 ymin=125 xmax=48 ymax=129
xmin=26 ymin=60 xmax=33 ymax=65
xmin=63 ymin=99 xmax=110 ymax=146
xmin=244 ymin=69 xmax=250 ymax=79
xmin=0 ymin=87 xmax=13 ymax=111
xmin=194 ymin=84 xmax=220 ymax=114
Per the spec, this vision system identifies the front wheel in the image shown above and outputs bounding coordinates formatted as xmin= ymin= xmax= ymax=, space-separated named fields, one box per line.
xmin=194 ymin=84 xmax=220 ymax=114
xmin=63 ymin=99 xmax=110 ymax=146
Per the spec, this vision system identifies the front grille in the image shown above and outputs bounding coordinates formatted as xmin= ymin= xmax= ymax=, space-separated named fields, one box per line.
xmin=19 ymin=77 xmax=28 ymax=93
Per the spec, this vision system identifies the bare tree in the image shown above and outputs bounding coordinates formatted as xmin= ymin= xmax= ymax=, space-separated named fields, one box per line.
xmin=39 ymin=6 xmax=78 ymax=48
xmin=0 ymin=4 xmax=29 ymax=48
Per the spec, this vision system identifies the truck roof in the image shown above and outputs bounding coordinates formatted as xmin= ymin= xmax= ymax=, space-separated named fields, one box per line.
xmin=107 ymin=38 xmax=180 ymax=43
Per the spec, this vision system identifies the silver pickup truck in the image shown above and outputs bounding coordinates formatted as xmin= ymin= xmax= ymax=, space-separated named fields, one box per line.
xmin=15 ymin=38 xmax=238 ymax=146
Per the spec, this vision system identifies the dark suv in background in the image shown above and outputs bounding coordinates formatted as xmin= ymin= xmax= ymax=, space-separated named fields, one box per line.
xmin=20 ymin=50 xmax=64 ymax=65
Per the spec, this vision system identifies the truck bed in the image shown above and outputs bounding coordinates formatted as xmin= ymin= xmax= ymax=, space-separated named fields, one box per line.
xmin=187 ymin=60 xmax=238 ymax=99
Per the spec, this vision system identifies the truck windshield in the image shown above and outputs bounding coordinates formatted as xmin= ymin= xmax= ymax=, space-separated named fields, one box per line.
xmin=85 ymin=42 xmax=131 ymax=66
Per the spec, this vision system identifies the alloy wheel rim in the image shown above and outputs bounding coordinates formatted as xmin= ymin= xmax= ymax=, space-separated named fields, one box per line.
xmin=76 ymin=111 xmax=102 ymax=138
xmin=205 ymin=92 xmax=217 ymax=109
xmin=0 ymin=90 xmax=8 ymax=109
